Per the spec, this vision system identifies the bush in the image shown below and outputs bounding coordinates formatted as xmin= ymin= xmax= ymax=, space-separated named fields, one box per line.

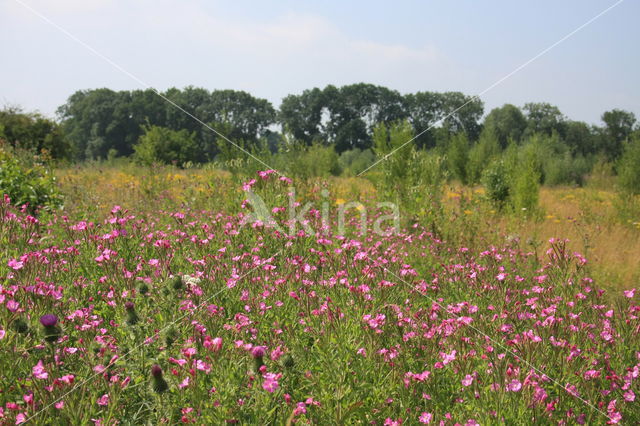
xmin=0 ymin=141 xmax=63 ymax=212
xmin=467 ymin=128 xmax=500 ymax=184
xmin=278 ymin=141 xmax=340 ymax=178
xmin=338 ymin=148 xmax=376 ymax=176
xmin=510 ymin=160 xmax=540 ymax=214
xmin=481 ymin=160 xmax=510 ymax=206
xmin=446 ymin=133 xmax=469 ymax=184
xmin=617 ymin=135 xmax=640 ymax=195
xmin=133 ymin=125 xmax=199 ymax=167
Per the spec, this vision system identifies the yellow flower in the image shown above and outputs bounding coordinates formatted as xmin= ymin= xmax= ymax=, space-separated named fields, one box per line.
xmin=463 ymin=210 xmax=473 ymax=215
xmin=335 ymin=198 xmax=346 ymax=205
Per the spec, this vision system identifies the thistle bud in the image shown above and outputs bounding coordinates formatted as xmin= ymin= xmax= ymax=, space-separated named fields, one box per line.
xmin=12 ymin=318 xmax=29 ymax=334
xmin=151 ymin=364 xmax=169 ymax=394
xmin=164 ymin=326 xmax=178 ymax=347
xmin=40 ymin=314 xmax=61 ymax=343
xmin=282 ymin=354 xmax=295 ymax=369
xmin=125 ymin=301 xmax=139 ymax=326
xmin=166 ymin=275 xmax=183 ymax=291
xmin=137 ymin=282 xmax=149 ymax=295
xmin=251 ymin=346 xmax=265 ymax=372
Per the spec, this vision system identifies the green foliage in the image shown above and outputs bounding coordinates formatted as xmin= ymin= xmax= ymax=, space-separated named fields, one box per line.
xmin=522 ymin=102 xmax=567 ymax=139
xmin=0 ymin=107 xmax=70 ymax=160
xmin=483 ymin=104 xmax=527 ymax=148
xmin=510 ymin=160 xmax=540 ymax=214
xmin=0 ymin=141 xmax=63 ymax=212
xmin=133 ymin=125 xmax=199 ymax=167
xmin=617 ymin=134 xmax=640 ymax=195
xmin=276 ymin=141 xmax=340 ymax=179
xmin=372 ymin=120 xmax=415 ymax=193
xmin=481 ymin=160 xmax=511 ymax=206
xmin=445 ymin=133 xmax=469 ymax=184
xmin=601 ymin=109 xmax=637 ymax=161
xmin=337 ymin=148 xmax=376 ymax=176
xmin=58 ymin=87 xmax=276 ymax=161
xmin=467 ymin=127 xmax=500 ymax=184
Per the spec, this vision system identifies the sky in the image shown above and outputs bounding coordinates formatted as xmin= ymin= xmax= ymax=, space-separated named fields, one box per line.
xmin=1 ymin=0 xmax=638 ymax=125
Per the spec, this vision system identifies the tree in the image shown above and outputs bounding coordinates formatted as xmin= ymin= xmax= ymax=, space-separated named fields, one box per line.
xmin=467 ymin=126 xmax=500 ymax=184
xmin=0 ymin=106 xmax=70 ymax=159
xmin=133 ymin=125 xmax=199 ymax=166
xmin=564 ymin=120 xmax=596 ymax=156
xmin=522 ymin=102 xmax=567 ymax=139
xmin=617 ymin=134 xmax=640 ymax=195
xmin=325 ymin=83 xmax=407 ymax=152
xmin=279 ymin=87 xmax=329 ymax=144
xmin=601 ymin=109 xmax=636 ymax=161
xmin=446 ymin=132 xmax=470 ymax=184
xmin=483 ymin=104 xmax=527 ymax=148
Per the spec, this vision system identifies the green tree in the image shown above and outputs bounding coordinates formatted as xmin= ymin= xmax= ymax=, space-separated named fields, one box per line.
xmin=483 ymin=104 xmax=527 ymax=148
xmin=133 ymin=125 xmax=199 ymax=166
xmin=522 ymin=102 xmax=567 ymax=139
xmin=601 ymin=109 xmax=636 ymax=161
xmin=467 ymin=127 xmax=500 ymax=184
xmin=617 ymin=134 xmax=640 ymax=195
xmin=446 ymin=132 xmax=470 ymax=184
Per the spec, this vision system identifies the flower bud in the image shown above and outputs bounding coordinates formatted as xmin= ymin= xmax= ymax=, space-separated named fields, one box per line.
xmin=151 ymin=365 xmax=168 ymax=394
xmin=40 ymin=314 xmax=61 ymax=343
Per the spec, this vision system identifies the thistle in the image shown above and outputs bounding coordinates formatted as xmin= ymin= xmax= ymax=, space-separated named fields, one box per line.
xmin=40 ymin=314 xmax=61 ymax=343
xmin=12 ymin=318 xmax=29 ymax=335
xmin=166 ymin=275 xmax=183 ymax=291
xmin=251 ymin=346 xmax=266 ymax=372
xmin=282 ymin=354 xmax=295 ymax=369
xmin=151 ymin=364 xmax=169 ymax=394
xmin=164 ymin=326 xmax=179 ymax=347
xmin=137 ymin=282 xmax=149 ymax=295
xmin=125 ymin=301 xmax=139 ymax=326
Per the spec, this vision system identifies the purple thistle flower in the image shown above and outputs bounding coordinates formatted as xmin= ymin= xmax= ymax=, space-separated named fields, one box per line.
xmin=40 ymin=314 xmax=58 ymax=328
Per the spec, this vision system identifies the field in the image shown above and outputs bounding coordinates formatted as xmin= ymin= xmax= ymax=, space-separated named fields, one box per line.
xmin=0 ymin=164 xmax=638 ymax=425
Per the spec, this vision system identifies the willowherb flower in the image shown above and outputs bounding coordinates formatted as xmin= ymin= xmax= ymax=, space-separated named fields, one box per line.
xmin=150 ymin=365 xmax=169 ymax=394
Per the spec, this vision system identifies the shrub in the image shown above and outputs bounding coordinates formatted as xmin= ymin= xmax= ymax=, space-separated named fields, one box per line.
xmin=481 ymin=159 xmax=510 ymax=206
xmin=510 ymin=160 xmax=540 ymax=214
xmin=467 ymin=128 xmax=500 ymax=184
xmin=133 ymin=125 xmax=199 ymax=167
xmin=446 ymin=133 xmax=469 ymax=184
xmin=0 ymin=141 xmax=63 ymax=212
xmin=617 ymin=135 xmax=640 ymax=195
xmin=338 ymin=148 xmax=376 ymax=176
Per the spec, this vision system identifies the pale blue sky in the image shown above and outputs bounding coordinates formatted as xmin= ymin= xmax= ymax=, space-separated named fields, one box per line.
xmin=1 ymin=0 xmax=638 ymax=124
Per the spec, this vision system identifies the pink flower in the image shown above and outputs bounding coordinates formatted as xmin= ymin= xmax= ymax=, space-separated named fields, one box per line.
xmin=496 ymin=273 xmax=507 ymax=281
xmin=15 ymin=413 xmax=27 ymax=424
xmin=178 ymin=377 xmax=190 ymax=389
xmin=506 ymin=379 xmax=522 ymax=392
xmin=419 ymin=412 xmax=432 ymax=424
xmin=262 ymin=372 xmax=281 ymax=393
xmin=0 ymin=328 xmax=5 ymax=339
xmin=96 ymin=394 xmax=109 ymax=406
xmin=623 ymin=390 xmax=635 ymax=402
xmin=8 ymin=259 xmax=24 ymax=270
xmin=55 ymin=401 xmax=65 ymax=410
xmin=461 ymin=374 xmax=474 ymax=387
xmin=32 ymin=360 xmax=48 ymax=380
xmin=6 ymin=300 xmax=19 ymax=312
xmin=624 ymin=288 xmax=635 ymax=298
xmin=440 ymin=350 xmax=457 ymax=365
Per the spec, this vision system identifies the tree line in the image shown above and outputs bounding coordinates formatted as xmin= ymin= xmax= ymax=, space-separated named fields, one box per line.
xmin=0 ymin=83 xmax=638 ymax=166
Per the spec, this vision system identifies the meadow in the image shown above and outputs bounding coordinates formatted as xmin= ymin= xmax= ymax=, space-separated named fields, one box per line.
xmin=1 ymin=162 xmax=639 ymax=424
